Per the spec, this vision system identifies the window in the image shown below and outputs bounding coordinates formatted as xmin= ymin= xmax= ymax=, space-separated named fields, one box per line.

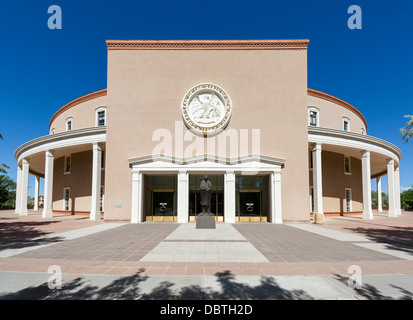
xmin=100 ymin=186 xmax=104 ymax=212
xmin=344 ymin=156 xmax=351 ymax=174
xmin=97 ymin=111 xmax=105 ymax=126
xmin=101 ymin=150 xmax=105 ymax=169
xmin=95 ymin=106 xmax=107 ymax=126
xmin=342 ymin=117 xmax=350 ymax=131
xmin=66 ymin=117 xmax=73 ymax=131
xmin=309 ymin=149 xmax=313 ymax=169
xmin=64 ymin=187 xmax=70 ymax=211
xmin=345 ymin=188 xmax=352 ymax=212
xmin=309 ymin=111 xmax=317 ymax=126
xmin=308 ymin=107 xmax=319 ymax=126
xmin=50 ymin=128 xmax=55 ymax=135
xmin=64 ymin=156 xmax=71 ymax=173
xmin=361 ymin=128 xmax=365 ymax=135
xmin=310 ymin=186 xmax=314 ymax=212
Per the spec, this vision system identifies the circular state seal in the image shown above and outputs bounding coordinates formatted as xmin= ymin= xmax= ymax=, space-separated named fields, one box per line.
xmin=181 ymin=83 xmax=232 ymax=134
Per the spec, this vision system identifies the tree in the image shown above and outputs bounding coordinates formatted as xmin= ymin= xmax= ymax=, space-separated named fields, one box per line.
xmin=371 ymin=190 xmax=389 ymax=207
xmin=0 ymin=133 xmax=10 ymax=173
xmin=401 ymin=115 xmax=413 ymax=142
xmin=0 ymin=175 xmax=16 ymax=206
xmin=401 ymin=186 xmax=413 ymax=210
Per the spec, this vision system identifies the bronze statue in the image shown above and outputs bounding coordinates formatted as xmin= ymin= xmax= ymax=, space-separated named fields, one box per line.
xmin=199 ymin=175 xmax=212 ymax=215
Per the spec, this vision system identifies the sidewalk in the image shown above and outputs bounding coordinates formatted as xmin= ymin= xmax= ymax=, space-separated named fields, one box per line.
xmin=0 ymin=209 xmax=412 ymax=300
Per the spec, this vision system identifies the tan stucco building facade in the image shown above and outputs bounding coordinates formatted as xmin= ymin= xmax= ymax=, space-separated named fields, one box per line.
xmin=14 ymin=40 xmax=402 ymax=224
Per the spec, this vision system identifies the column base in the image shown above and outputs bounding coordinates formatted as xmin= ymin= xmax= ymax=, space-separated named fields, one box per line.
xmin=42 ymin=210 xmax=53 ymax=218
xmin=90 ymin=212 xmax=102 ymax=221
xmin=314 ymin=213 xmax=324 ymax=225
xmin=20 ymin=209 xmax=28 ymax=216
xmin=387 ymin=210 xmax=397 ymax=218
xmin=362 ymin=210 xmax=373 ymax=219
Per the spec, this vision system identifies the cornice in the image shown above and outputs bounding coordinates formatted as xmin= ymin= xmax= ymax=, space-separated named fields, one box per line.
xmin=106 ymin=39 xmax=310 ymax=51
xmin=15 ymin=127 xmax=106 ymax=161
xmin=49 ymin=89 xmax=107 ymax=130
xmin=307 ymin=88 xmax=367 ymax=129
xmin=308 ymin=126 xmax=402 ymax=161
xmin=128 ymin=154 xmax=286 ymax=167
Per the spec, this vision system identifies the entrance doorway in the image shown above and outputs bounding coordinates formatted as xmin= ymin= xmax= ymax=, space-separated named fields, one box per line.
xmin=145 ymin=175 xmax=177 ymax=221
xmin=189 ymin=175 xmax=224 ymax=221
xmin=236 ymin=175 xmax=269 ymax=222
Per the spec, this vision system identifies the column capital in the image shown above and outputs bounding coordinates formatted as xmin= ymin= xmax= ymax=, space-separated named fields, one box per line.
xmin=92 ymin=142 xmax=103 ymax=151
xmin=312 ymin=143 xmax=322 ymax=152
xmin=387 ymin=158 xmax=394 ymax=165
xmin=361 ymin=150 xmax=370 ymax=158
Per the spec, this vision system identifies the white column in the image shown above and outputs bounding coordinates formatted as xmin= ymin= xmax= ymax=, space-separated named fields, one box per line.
xmin=387 ymin=159 xmax=397 ymax=217
xmin=376 ymin=176 xmax=383 ymax=212
xmin=224 ymin=171 xmax=236 ymax=223
xmin=14 ymin=165 xmax=22 ymax=214
xmin=361 ymin=151 xmax=373 ymax=219
xmin=34 ymin=176 xmax=40 ymax=211
xmin=270 ymin=170 xmax=283 ymax=224
xmin=177 ymin=171 xmax=189 ymax=223
xmin=90 ymin=143 xmax=102 ymax=220
xmin=42 ymin=150 xmax=54 ymax=218
xmin=131 ymin=171 xmax=143 ymax=223
xmin=312 ymin=143 xmax=324 ymax=224
xmin=19 ymin=158 xmax=29 ymax=216
xmin=395 ymin=166 xmax=401 ymax=216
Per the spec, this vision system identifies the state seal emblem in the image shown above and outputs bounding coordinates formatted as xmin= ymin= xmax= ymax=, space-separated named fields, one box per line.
xmin=181 ymin=83 xmax=232 ymax=134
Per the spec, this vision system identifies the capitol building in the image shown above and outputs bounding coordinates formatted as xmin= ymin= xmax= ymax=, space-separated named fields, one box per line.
xmin=14 ymin=40 xmax=402 ymax=224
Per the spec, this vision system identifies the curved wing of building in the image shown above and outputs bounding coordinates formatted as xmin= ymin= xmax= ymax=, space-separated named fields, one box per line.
xmin=14 ymin=40 xmax=402 ymax=223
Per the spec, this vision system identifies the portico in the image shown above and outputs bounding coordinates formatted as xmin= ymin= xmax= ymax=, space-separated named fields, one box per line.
xmin=129 ymin=154 xmax=284 ymax=224
xmin=308 ymin=127 xmax=402 ymax=222
xmin=14 ymin=128 xmax=106 ymax=220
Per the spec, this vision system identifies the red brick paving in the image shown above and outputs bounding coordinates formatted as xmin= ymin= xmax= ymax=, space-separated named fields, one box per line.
xmin=1 ymin=209 xmax=413 ymax=277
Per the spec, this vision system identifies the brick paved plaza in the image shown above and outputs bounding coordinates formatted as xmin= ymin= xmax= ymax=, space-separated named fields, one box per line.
xmin=0 ymin=210 xmax=412 ymax=300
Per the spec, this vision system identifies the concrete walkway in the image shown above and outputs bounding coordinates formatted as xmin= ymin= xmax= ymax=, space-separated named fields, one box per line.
xmin=1 ymin=209 xmax=413 ymax=300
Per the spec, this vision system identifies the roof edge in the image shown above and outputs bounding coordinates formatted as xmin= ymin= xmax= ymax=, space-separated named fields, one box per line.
xmin=307 ymin=88 xmax=368 ymax=130
xmin=49 ymin=89 xmax=107 ymax=130
xmin=106 ymin=39 xmax=310 ymax=50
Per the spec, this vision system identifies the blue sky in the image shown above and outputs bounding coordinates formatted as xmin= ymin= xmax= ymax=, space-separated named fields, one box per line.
xmin=0 ymin=0 xmax=412 ymax=196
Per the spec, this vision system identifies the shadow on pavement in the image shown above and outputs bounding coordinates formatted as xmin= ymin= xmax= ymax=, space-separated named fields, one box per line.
xmin=344 ymin=226 xmax=413 ymax=254
xmin=333 ymin=274 xmax=412 ymax=300
xmin=0 ymin=270 xmax=313 ymax=300
xmin=0 ymin=220 xmax=63 ymax=250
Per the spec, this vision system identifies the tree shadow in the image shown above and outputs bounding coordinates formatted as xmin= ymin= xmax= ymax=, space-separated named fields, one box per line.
xmin=344 ymin=226 xmax=413 ymax=255
xmin=0 ymin=220 xmax=63 ymax=249
xmin=0 ymin=270 xmax=314 ymax=300
xmin=333 ymin=274 xmax=413 ymax=300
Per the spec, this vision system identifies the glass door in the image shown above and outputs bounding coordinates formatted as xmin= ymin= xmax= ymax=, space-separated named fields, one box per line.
xmin=152 ymin=190 xmax=175 ymax=221
xmin=239 ymin=190 xmax=261 ymax=222
xmin=144 ymin=175 xmax=177 ymax=221
xmin=236 ymin=175 xmax=269 ymax=222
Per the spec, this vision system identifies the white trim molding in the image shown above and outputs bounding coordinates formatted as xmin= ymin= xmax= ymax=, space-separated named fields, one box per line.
xmin=308 ymin=127 xmax=402 ymax=163
xmin=15 ymin=127 xmax=106 ymax=163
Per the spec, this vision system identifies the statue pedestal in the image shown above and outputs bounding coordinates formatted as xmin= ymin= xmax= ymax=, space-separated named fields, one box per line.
xmin=196 ymin=213 xmax=216 ymax=229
